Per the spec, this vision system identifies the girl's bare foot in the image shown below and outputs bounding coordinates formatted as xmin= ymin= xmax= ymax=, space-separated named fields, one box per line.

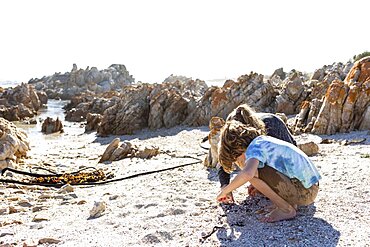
xmin=259 ymin=207 xmax=296 ymax=223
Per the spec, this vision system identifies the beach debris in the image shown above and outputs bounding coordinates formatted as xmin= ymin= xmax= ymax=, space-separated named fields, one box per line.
xmin=298 ymin=141 xmax=319 ymax=156
xmin=89 ymin=201 xmax=106 ymax=219
xmin=41 ymin=117 xmax=64 ymax=134
xmin=99 ymin=139 xmax=159 ymax=162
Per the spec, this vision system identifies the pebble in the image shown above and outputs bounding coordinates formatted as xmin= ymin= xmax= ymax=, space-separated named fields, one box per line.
xmin=109 ymin=195 xmax=119 ymax=200
xmin=8 ymin=206 xmax=18 ymax=214
xmin=58 ymin=184 xmax=74 ymax=194
xmin=32 ymin=206 xmax=46 ymax=212
xmin=38 ymin=238 xmax=61 ymax=244
xmin=89 ymin=201 xmax=106 ymax=218
xmin=18 ymin=200 xmax=33 ymax=207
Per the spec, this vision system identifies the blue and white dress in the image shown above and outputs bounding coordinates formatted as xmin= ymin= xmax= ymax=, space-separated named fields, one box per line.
xmin=246 ymin=136 xmax=321 ymax=188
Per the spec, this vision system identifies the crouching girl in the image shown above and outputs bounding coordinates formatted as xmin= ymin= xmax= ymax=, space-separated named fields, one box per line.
xmin=216 ymin=120 xmax=321 ymax=222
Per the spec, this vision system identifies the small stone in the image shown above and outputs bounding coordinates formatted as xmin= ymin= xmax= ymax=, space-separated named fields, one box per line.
xmin=89 ymin=201 xmax=106 ymax=219
xmin=38 ymin=238 xmax=61 ymax=244
xmin=77 ymin=200 xmax=87 ymax=205
xmin=18 ymin=200 xmax=33 ymax=207
xmin=9 ymin=206 xmax=18 ymax=214
xmin=58 ymin=184 xmax=74 ymax=194
xmin=0 ymin=208 xmax=8 ymax=215
xmin=32 ymin=215 xmax=49 ymax=222
xmin=109 ymin=195 xmax=119 ymax=200
xmin=32 ymin=206 xmax=45 ymax=212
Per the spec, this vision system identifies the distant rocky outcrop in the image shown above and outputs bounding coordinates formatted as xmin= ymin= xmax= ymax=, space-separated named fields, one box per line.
xmin=0 ymin=83 xmax=45 ymax=121
xmin=28 ymin=64 xmax=135 ymax=100
xmin=41 ymin=117 xmax=64 ymax=134
xmin=0 ymin=117 xmax=30 ymax=170
xmin=293 ymin=57 xmax=369 ymax=134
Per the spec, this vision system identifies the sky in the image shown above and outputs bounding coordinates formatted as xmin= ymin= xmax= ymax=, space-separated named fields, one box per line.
xmin=0 ymin=0 xmax=369 ymax=84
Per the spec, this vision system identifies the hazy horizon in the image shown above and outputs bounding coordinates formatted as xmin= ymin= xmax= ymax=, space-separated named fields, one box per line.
xmin=1 ymin=0 xmax=369 ymax=84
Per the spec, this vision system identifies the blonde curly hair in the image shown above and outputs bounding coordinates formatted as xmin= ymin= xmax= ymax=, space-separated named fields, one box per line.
xmin=218 ymin=120 xmax=264 ymax=173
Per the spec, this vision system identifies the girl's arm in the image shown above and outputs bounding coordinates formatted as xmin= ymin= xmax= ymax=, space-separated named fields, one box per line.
xmin=217 ymin=157 xmax=259 ymax=201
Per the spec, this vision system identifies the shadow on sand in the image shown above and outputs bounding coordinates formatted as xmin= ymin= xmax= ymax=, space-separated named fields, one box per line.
xmin=214 ymin=197 xmax=340 ymax=246
xmin=91 ymin=125 xmax=209 ymax=145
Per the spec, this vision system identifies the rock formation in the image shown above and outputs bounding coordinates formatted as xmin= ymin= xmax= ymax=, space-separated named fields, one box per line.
xmin=29 ymin=64 xmax=135 ymax=100
xmin=98 ymin=79 xmax=208 ymax=135
xmin=275 ymin=70 xmax=308 ymax=115
xmin=0 ymin=117 xmax=30 ymax=170
xmin=0 ymin=83 xmax=45 ymax=121
xmin=294 ymin=57 xmax=369 ymax=134
xmin=85 ymin=113 xmax=102 ymax=132
xmin=41 ymin=117 xmax=64 ymax=134
xmin=184 ymin=72 xmax=276 ymax=126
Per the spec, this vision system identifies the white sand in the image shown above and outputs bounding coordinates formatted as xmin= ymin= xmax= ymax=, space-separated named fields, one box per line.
xmin=0 ymin=126 xmax=369 ymax=246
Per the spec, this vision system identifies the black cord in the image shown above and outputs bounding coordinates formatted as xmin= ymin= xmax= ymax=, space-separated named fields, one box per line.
xmin=0 ymin=158 xmax=202 ymax=188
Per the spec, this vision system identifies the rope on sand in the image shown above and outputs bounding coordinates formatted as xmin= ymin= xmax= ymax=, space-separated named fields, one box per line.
xmin=0 ymin=156 xmax=202 ymax=188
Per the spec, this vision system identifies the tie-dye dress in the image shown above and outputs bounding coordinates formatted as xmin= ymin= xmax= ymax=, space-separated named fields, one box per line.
xmin=246 ymin=136 xmax=321 ymax=188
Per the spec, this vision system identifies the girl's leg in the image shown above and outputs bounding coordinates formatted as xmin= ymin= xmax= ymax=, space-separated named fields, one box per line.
xmin=249 ymin=177 xmax=296 ymax=222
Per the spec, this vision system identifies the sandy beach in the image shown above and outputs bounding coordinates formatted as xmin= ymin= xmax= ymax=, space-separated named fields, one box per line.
xmin=1 ymin=122 xmax=369 ymax=246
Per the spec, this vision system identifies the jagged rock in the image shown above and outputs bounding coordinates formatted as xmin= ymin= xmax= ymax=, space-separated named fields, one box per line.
xmin=163 ymin=74 xmax=192 ymax=84
xmin=29 ymin=64 xmax=135 ymax=100
xmin=184 ymin=72 xmax=276 ymax=126
xmin=271 ymin=67 xmax=286 ymax=80
xmin=98 ymin=84 xmax=153 ymax=135
xmin=64 ymin=92 xmax=119 ymax=122
xmin=85 ymin=113 xmax=102 ymax=132
xmin=148 ymin=80 xmax=207 ymax=129
xmin=275 ymin=71 xmax=308 ymax=115
xmin=0 ymin=117 xmax=30 ymax=169
xmin=0 ymin=83 xmax=45 ymax=121
xmin=298 ymin=142 xmax=319 ymax=156
xmin=299 ymin=57 xmax=370 ymax=134
xmin=41 ymin=117 xmax=63 ymax=134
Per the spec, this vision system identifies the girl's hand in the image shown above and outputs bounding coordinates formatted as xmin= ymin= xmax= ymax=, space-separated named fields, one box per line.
xmin=217 ymin=190 xmax=234 ymax=203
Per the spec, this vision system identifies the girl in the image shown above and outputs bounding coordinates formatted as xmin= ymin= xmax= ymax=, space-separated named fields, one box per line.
xmin=216 ymin=120 xmax=321 ymax=222
xmin=218 ymin=104 xmax=297 ymax=203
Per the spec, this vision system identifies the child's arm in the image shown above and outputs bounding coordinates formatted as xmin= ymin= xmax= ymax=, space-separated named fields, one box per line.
xmin=217 ymin=157 xmax=259 ymax=201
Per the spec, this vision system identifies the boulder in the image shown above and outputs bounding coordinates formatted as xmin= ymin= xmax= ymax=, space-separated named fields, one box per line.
xmin=41 ymin=117 xmax=64 ymax=134
xmin=0 ymin=117 xmax=30 ymax=170
xmin=85 ymin=113 xmax=102 ymax=132
xmin=99 ymin=138 xmax=159 ymax=162
xmin=297 ymin=141 xmax=319 ymax=156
